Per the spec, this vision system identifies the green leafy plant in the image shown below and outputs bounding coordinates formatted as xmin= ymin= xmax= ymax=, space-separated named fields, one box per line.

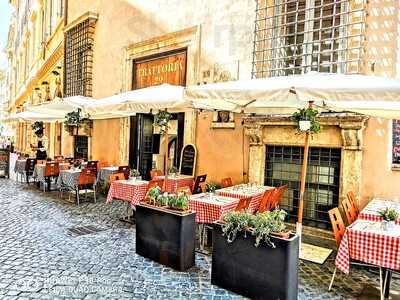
xmin=378 ymin=208 xmax=399 ymax=222
xmin=221 ymin=211 xmax=253 ymax=243
xmin=168 ymin=166 xmax=178 ymax=175
xmin=156 ymin=192 xmax=170 ymax=207
xmin=130 ymin=169 xmax=140 ymax=178
xmin=64 ymin=108 xmax=92 ymax=136
xmin=31 ymin=121 xmax=44 ymax=136
xmin=221 ymin=209 xmax=288 ymax=248
xmin=147 ymin=187 xmax=162 ymax=205
xmin=168 ymin=191 xmax=189 ymax=211
xmin=292 ymin=107 xmax=321 ymax=134
xmin=251 ymin=209 xmax=287 ymax=248
xmin=153 ymin=110 xmax=172 ymax=134
xmin=205 ymin=182 xmax=221 ymax=193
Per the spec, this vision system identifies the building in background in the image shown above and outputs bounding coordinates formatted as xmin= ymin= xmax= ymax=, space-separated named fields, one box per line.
xmin=6 ymin=0 xmax=65 ymax=157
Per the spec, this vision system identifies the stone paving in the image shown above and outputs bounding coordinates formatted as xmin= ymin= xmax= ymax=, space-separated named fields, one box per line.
xmin=0 ymin=179 xmax=398 ymax=300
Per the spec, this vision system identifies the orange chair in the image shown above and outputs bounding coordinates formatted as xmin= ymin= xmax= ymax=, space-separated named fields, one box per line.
xmin=74 ymin=168 xmax=97 ymax=206
xmin=270 ymin=184 xmax=288 ymax=209
xmin=146 ymin=179 xmax=164 ymax=192
xmin=118 ymin=165 xmax=131 ymax=180
xmin=109 ymin=173 xmax=125 ymax=184
xmin=258 ymin=188 xmax=277 ymax=213
xmin=43 ymin=162 xmax=60 ymax=191
xmin=221 ymin=177 xmax=233 ymax=188
xmin=150 ymin=169 xmax=163 ymax=179
xmin=97 ymin=161 xmax=109 ymax=169
xmin=235 ymin=197 xmax=252 ymax=211
xmin=342 ymin=197 xmax=358 ymax=225
xmin=347 ymin=191 xmax=359 ymax=214
xmin=176 ymin=186 xmax=192 ymax=195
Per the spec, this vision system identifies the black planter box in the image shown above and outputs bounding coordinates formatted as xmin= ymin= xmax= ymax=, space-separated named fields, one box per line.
xmin=212 ymin=223 xmax=299 ymax=300
xmin=135 ymin=204 xmax=196 ymax=271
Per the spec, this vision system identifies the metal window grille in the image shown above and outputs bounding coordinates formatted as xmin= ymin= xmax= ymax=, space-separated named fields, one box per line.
xmin=265 ymin=145 xmax=341 ymax=228
xmin=64 ymin=19 xmax=95 ymax=97
xmin=252 ymin=0 xmax=366 ymax=78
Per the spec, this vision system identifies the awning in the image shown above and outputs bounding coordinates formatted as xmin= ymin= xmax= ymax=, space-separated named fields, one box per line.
xmin=14 ymin=111 xmax=63 ymax=122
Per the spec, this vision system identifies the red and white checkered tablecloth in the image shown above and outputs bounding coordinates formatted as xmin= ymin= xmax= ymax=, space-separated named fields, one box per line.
xmin=358 ymin=199 xmax=400 ymax=225
xmin=189 ymin=194 xmax=239 ymax=224
xmin=106 ymin=180 xmax=148 ymax=207
xmin=216 ymin=185 xmax=272 ymax=213
xmin=335 ymin=220 xmax=400 ymax=274
xmin=154 ymin=175 xmax=194 ymax=194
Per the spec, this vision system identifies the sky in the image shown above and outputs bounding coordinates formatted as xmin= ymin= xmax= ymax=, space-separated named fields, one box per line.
xmin=0 ymin=1 xmax=14 ymax=70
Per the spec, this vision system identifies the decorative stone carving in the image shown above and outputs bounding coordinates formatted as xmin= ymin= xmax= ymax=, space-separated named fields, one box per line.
xmin=244 ymin=125 xmax=263 ymax=145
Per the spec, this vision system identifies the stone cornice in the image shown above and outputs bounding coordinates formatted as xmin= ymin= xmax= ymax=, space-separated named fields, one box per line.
xmin=64 ymin=11 xmax=98 ymax=32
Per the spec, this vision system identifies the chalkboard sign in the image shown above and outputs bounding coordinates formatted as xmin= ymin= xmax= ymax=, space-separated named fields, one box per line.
xmin=393 ymin=120 xmax=400 ymax=164
xmin=179 ymin=144 xmax=197 ymax=176
xmin=0 ymin=149 xmax=10 ymax=178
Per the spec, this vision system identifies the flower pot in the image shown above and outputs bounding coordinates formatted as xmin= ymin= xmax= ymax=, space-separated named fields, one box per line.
xmin=136 ymin=204 xmax=196 ymax=271
xmin=212 ymin=223 xmax=299 ymax=300
xmin=299 ymin=120 xmax=311 ymax=131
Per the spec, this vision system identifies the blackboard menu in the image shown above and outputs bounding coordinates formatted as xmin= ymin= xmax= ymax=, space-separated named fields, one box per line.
xmin=393 ymin=120 xmax=400 ymax=164
xmin=180 ymin=144 xmax=197 ymax=176
xmin=0 ymin=149 xmax=9 ymax=178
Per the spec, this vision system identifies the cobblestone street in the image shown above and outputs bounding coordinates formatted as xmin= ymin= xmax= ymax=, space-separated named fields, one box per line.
xmin=0 ymin=179 xmax=398 ymax=299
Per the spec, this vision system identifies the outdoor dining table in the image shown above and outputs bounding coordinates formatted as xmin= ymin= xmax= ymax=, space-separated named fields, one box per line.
xmin=97 ymin=166 xmax=119 ymax=184
xmin=57 ymin=169 xmax=81 ymax=191
xmin=336 ymin=214 xmax=400 ymax=298
xmin=14 ymin=159 xmax=26 ymax=181
xmin=154 ymin=174 xmax=194 ymax=193
xmin=358 ymin=198 xmax=400 ymax=225
xmin=106 ymin=179 xmax=149 ymax=207
xmin=216 ymin=184 xmax=272 ymax=213
xmin=33 ymin=163 xmax=71 ymax=187
xmin=189 ymin=193 xmax=239 ymax=224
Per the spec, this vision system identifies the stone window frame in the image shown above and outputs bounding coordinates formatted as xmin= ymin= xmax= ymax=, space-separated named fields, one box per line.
xmin=391 ymin=120 xmax=400 ymax=170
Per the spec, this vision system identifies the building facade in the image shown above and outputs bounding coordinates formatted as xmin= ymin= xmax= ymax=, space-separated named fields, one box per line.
xmin=7 ymin=0 xmax=400 ymax=229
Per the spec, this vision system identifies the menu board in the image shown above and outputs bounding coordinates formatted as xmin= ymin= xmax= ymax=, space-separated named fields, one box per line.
xmin=393 ymin=120 xmax=400 ymax=164
xmin=179 ymin=144 xmax=197 ymax=176
xmin=0 ymin=149 xmax=9 ymax=178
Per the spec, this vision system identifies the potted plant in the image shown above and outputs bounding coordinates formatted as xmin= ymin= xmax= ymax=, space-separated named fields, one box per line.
xmin=153 ymin=110 xmax=172 ymax=134
xmin=205 ymin=182 xmax=220 ymax=193
xmin=292 ymin=107 xmax=321 ymax=134
xmin=130 ymin=169 xmax=141 ymax=180
xmin=64 ymin=108 xmax=93 ymax=136
xmin=212 ymin=210 xmax=299 ymax=300
xmin=136 ymin=189 xmax=195 ymax=271
xmin=31 ymin=121 xmax=44 ymax=136
xmin=378 ymin=207 xmax=399 ymax=230
xmin=168 ymin=166 xmax=178 ymax=177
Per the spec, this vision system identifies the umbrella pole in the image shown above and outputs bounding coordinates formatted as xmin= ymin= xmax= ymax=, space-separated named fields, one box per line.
xmin=296 ymin=101 xmax=313 ymax=252
xmin=164 ymin=126 xmax=169 ymax=191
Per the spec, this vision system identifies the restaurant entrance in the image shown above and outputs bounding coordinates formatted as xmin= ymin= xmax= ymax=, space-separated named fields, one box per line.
xmin=129 ymin=49 xmax=187 ymax=180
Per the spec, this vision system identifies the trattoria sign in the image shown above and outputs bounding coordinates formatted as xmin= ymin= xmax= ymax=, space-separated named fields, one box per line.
xmin=134 ymin=51 xmax=187 ymax=89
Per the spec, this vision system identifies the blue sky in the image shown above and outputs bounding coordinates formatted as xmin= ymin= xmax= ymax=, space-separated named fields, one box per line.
xmin=0 ymin=1 xmax=14 ymax=70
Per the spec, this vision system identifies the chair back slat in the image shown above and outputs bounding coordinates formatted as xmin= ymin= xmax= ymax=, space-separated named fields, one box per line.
xmin=221 ymin=177 xmax=233 ymax=188
xmin=235 ymin=197 xmax=252 ymax=211
xmin=118 ymin=165 xmax=131 ymax=180
xmin=328 ymin=207 xmax=346 ymax=247
xmin=270 ymin=184 xmax=288 ymax=209
xmin=79 ymin=168 xmax=96 ymax=185
xmin=109 ymin=173 xmax=125 ymax=184
xmin=342 ymin=197 xmax=358 ymax=225
xmin=150 ymin=169 xmax=163 ymax=179
xmin=347 ymin=191 xmax=359 ymax=214
xmin=258 ymin=188 xmax=277 ymax=213
xmin=192 ymin=174 xmax=207 ymax=194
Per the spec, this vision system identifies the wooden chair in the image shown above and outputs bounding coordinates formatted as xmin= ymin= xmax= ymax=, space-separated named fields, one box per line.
xmin=74 ymin=168 xmax=97 ymax=206
xmin=118 ymin=165 xmax=131 ymax=180
xmin=150 ymin=169 xmax=163 ymax=179
xmin=235 ymin=197 xmax=252 ymax=211
xmin=43 ymin=162 xmax=60 ymax=191
xmin=347 ymin=191 xmax=359 ymax=214
xmin=176 ymin=186 xmax=192 ymax=195
xmin=24 ymin=158 xmax=37 ymax=184
xmin=221 ymin=177 xmax=233 ymax=188
xmin=109 ymin=173 xmax=125 ymax=184
xmin=270 ymin=184 xmax=288 ymax=209
xmin=87 ymin=160 xmax=98 ymax=168
xmin=192 ymin=174 xmax=207 ymax=194
xmin=342 ymin=197 xmax=358 ymax=225
xmin=328 ymin=207 xmax=379 ymax=292
xmin=258 ymin=188 xmax=277 ymax=213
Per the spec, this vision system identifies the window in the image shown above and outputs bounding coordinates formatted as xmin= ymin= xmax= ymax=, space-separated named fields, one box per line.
xmin=265 ymin=145 xmax=341 ymax=228
xmin=64 ymin=17 xmax=96 ymax=97
xmin=392 ymin=120 xmax=400 ymax=165
xmin=252 ymin=0 xmax=366 ymax=77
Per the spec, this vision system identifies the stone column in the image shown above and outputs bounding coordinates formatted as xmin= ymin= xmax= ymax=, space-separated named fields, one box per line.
xmin=244 ymin=125 xmax=265 ymax=185
xmin=339 ymin=119 xmax=367 ymax=208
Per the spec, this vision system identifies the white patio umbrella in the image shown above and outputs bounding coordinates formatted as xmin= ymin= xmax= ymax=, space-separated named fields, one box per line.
xmin=185 ymin=72 xmax=400 ymax=245
xmin=26 ymin=96 xmax=94 ymax=118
